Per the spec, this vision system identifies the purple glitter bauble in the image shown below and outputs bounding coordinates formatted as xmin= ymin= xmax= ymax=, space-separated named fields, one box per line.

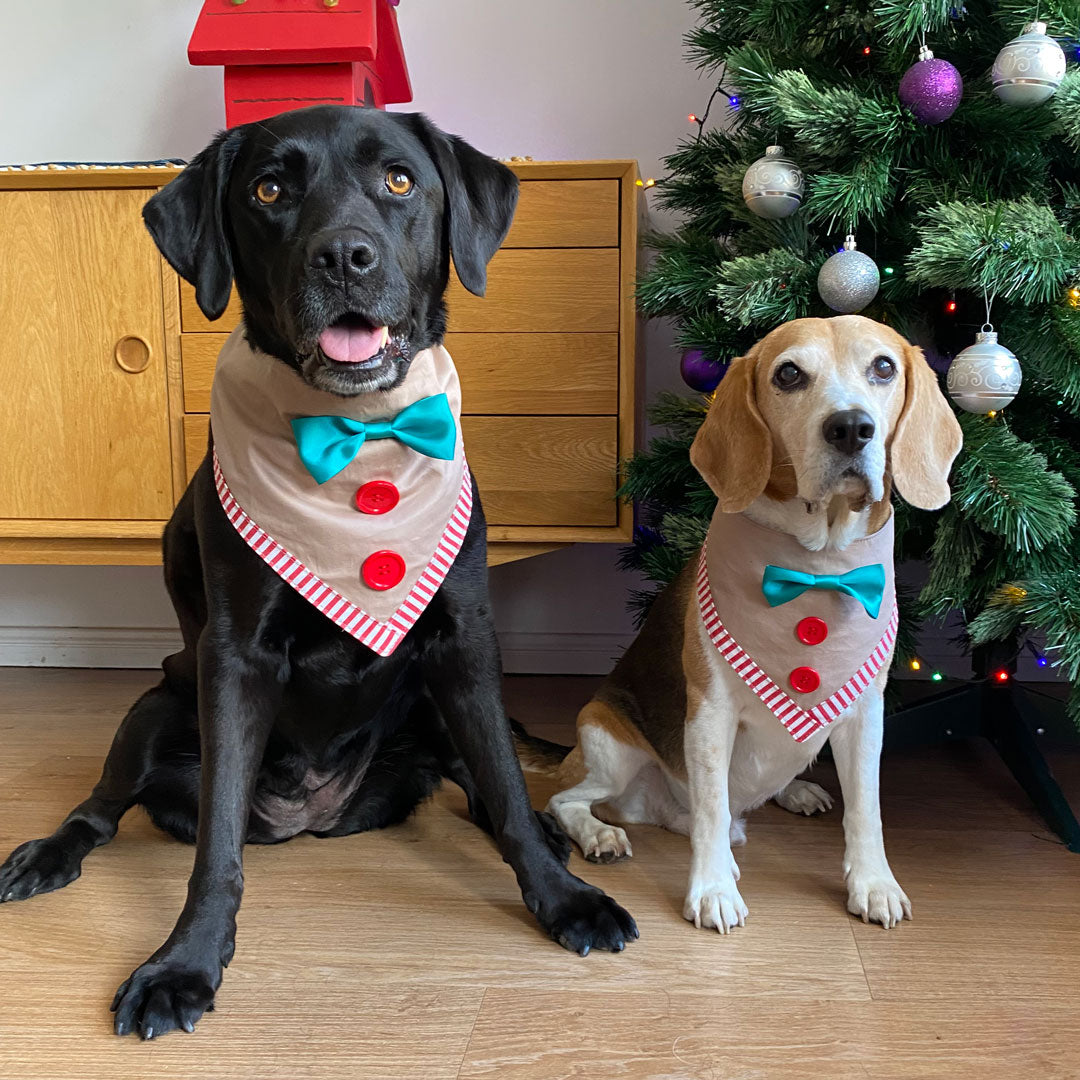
xmin=680 ymin=349 xmax=725 ymax=393
xmin=898 ymin=53 xmax=964 ymax=125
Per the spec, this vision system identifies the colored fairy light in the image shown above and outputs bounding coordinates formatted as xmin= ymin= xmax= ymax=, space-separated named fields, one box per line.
xmin=688 ymin=113 xmax=698 ymax=124
xmin=863 ymin=46 xmax=871 ymax=55
xmin=994 ymin=670 xmax=1010 ymax=683
xmin=909 ymin=659 xmax=922 ymax=670
xmin=636 ymin=178 xmax=656 ymax=188
xmin=884 ymin=266 xmax=895 ymax=275
xmin=946 ymin=299 xmax=957 ymax=313
xmin=931 ymin=671 xmax=944 ymax=681
xmin=728 ymin=95 xmax=741 ymax=110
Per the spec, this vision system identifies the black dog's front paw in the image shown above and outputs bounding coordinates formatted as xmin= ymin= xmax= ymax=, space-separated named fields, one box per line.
xmin=0 ymin=837 xmax=83 ymax=903
xmin=111 ymin=959 xmax=220 ymax=1039
xmin=528 ymin=880 xmax=639 ymax=956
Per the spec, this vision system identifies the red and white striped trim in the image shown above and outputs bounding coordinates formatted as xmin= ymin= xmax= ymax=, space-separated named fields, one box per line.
xmin=213 ymin=450 xmax=473 ymax=657
xmin=696 ymin=548 xmax=898 ymax=743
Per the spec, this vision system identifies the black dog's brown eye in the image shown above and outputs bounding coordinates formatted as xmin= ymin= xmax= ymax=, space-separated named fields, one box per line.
xmin=385 ymin=168 xmax=413 ymax=196
xmin=773 ymin=361 xmax=806 ymax=390
xmin=255 ymin=179 xmax=281 ymax=205
xmin=871 ymin=356 xmax=896 ymax=381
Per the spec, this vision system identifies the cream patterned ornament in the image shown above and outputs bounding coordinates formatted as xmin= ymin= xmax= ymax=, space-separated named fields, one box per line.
xmin=742 ymin=145 xmax=804 ymax=219
xmin=992 ymin=21 xmax=1066 ymax=106
xmin=817 ymin=235 xmax=880 ymax=313
xmin=946 ymin=327 xmax=1022 ymax=412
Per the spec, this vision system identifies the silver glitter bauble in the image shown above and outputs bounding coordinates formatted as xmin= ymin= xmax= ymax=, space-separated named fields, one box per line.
xmin=992 ymin=21 xmax=1066 ymax=106
xmin=816 ymin=235 xmax=880 ymax=313
xmin=742 ymin=145 xmax=804 ymax=219
xmin=946 ymin=329 xmax=1022 ymax=412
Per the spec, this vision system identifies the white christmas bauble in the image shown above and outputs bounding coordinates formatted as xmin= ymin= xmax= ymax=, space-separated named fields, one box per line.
xmin=992 ymin=21 xmax=1066 ymax=106
xmin=946 ymin=329 xmax=1022 ymax=412
xmin=817 ymin=235 xmax=880 ymax=313
xmin=742 ymin=145 xmax=804 ymax=219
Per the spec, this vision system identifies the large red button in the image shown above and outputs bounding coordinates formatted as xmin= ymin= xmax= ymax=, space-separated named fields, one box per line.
xmin=796 ymin=616 xmax=828 ymax=646
xmin=362 ymin=550 xmax=406 ymax=591
xmin=789 ymin=666 xmax=821 ymax=694
xmin=355 ymin=480 xmax=399 ymax=515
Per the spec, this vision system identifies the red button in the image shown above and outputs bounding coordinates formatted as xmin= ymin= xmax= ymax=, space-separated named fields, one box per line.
xmin=796 ymin=616 xmax=828 ymax=646
xmin=355 ymin=480 xmax=399 ymax=515
xmin=362 ymin=550 xmax=406 ymax=591
xmin=789 ymin=666 xmax=821 ymax=694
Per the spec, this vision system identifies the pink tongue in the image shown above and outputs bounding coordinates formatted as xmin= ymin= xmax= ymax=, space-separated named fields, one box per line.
xmin=318 ymin=323 xmax=387 ymax=364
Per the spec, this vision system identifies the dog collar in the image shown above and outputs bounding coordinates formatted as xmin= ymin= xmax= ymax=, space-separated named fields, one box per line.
xmin=698 ymin=509 xmax=897 ymax=742
xmin=210 ymin=327 xmax=471 ymax=656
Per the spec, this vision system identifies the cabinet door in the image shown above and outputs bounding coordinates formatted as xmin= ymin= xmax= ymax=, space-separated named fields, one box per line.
xmin=0 ymin=188 xmax=172 ymax=520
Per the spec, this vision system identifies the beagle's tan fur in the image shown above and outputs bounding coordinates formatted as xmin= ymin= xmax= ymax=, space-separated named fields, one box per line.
xmin=540 ymin=316 xmax=962 ymax=932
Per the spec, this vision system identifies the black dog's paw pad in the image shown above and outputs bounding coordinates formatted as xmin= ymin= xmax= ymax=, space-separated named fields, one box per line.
xmin=540 ymin=886 xmax=638 ymax=955
xmin=112 ymin=963 xmax=218 ymax=1039
xmin=535 ymin=811 xmax=573 ymax=867
xmin=0 ymin=838 xmax=83 ymax=903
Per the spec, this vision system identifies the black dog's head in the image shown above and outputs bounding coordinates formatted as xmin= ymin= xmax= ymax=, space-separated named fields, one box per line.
xmin=144 ymin=106 xmax=518 ymax=396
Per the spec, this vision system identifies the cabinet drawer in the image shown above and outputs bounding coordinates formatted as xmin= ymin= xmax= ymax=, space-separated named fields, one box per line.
xmin=182 ymin=331 xmax=618 ymax=415
xmin=447 ymin=249 xmax=620 ymax=333
xmin=462 ymin=416 xmax=617 ymax=527
xmin=183 ymin=415 xmax=211 ymax=481
xmin=183 ymin=414 xmax=616 ymax=527
xmin=181 ymin=248 xmax=620 ymax=335
xmin=505 ymin=180 xmax=619 ymax=248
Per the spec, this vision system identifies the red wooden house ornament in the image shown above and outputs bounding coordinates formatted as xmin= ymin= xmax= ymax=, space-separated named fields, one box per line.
xmin=188 ymin=0 xmax=412 ymax=127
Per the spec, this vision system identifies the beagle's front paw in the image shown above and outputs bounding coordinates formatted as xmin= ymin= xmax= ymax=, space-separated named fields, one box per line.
xmin=683 ymin=876 xmax=748 ymax=934
xmin=846 ymin=871 xmax=911 ymax=929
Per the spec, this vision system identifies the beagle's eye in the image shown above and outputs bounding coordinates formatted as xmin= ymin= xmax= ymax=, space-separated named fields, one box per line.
xmin=871 ymin=356 xmax=896 ymax=381
xmin=773 ymin=361 xmax=806 ymax=391
xmin=255 ymin=178 xmax=282 ymax=205
xmin=385 ymin=168 xmax=414 ymax=196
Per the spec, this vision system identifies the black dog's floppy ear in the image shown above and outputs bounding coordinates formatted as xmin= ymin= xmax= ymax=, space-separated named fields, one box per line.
xmin=143 ymin=129 xmax=243 ymax=321
xmin=407 ymin=115 xmax=519 ymax=296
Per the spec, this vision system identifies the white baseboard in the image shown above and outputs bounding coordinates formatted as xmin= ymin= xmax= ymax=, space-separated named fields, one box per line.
xmin=497 ymin=631 xmax=633 ymax=675
xmin=0 ymin=626 xmax=632 ymax=675
xmin=0 ymin=626 xmax=183 ymax=669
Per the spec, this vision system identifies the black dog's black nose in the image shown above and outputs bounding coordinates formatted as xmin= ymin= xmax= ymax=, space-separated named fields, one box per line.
xmin=309 ymin=229 xmax=379 ymax=277
xmin=822 ymin=409 xmax=875 ymax=454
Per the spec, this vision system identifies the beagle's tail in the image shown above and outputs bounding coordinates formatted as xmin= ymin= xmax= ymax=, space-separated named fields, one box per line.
xmin=510 ymin=719 xmax=572 ymax=775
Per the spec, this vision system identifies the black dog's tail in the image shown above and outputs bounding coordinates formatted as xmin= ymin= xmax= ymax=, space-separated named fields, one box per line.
xmin=510 ymin=719 xmax=572 ymax=776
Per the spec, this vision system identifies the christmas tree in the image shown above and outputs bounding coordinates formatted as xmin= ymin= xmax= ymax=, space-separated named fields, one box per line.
xmin=623 ymin=0 xmax=1080 ymax=718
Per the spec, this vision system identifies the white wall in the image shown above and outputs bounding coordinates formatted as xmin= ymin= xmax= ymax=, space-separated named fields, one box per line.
xmin=0 ymin=0 xmax=706 ymax=672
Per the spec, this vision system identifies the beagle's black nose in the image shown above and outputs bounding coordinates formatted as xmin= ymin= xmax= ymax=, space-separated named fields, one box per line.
xmin=822 ymin=409 xmax=875 ymax=454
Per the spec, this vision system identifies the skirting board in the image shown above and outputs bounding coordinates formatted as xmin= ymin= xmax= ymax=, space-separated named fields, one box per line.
xmin=0 ymin=626 xmax=635 ymax=676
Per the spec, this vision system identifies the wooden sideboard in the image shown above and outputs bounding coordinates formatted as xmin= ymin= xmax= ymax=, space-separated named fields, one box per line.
xmin=0 ymin=161 xmax=640 ymax=566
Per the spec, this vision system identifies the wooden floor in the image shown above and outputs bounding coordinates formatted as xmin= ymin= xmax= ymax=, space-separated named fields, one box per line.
xmin=1 ymin=668 xmax=1079 ymax=1079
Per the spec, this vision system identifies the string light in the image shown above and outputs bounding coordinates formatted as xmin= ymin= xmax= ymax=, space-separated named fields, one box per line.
xmin=884 ymin=266 xmax=895 ymax=275
xmin=945 ymin=299 xmax=957 ymax=313
xmin=728 ymin=95 xmax=741 ymax=110
xmin=994 ymin=670 xmax=1010 ymax=683
xmin=909 ymin=659 xmax=922 ymax=671
xmin=931 ymin=671 xmax=944 ymax=682
xmin=862 ymin=46 xmax=871 ymax=55
xmin=688 ymin=113 xmax=698 ymax=124
xmin=987 ymin=410 xmax=998 ymax=418
xmin=636 ymin=178 xmax=656 ymax=188
xmin=1026 ymin=641 xmax=1049 ymax=668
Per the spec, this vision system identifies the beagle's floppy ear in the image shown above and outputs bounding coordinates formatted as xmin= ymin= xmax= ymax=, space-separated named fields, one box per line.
xmin=143 ymin=129 xmax=244 ymax=321
xmin=890 ymin=344 xmax=963 ymax=510
xmin=690 ymin=347 xmax=772 ymax=512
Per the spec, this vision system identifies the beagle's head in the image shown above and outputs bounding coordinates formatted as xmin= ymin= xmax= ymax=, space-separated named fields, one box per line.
xmin=691 ymin=316 xmax=963 ymax=513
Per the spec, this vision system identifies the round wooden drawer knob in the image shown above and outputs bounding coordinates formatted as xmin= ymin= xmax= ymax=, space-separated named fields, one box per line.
xmin=114 ymin=336 xmax=152 ymax=374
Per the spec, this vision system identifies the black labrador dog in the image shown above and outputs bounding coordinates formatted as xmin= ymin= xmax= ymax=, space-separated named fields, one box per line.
xmin=0 ymin=106 xmax=636 ymax=1039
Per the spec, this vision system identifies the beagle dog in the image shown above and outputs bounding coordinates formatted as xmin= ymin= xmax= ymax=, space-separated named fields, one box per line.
xmin=534 ymin=316 xmax=962 ymax=932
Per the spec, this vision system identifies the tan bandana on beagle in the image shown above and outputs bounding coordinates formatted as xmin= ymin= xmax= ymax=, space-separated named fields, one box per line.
xmin=210 ymin=327 xmax=471 ymax=657
xmin=698 ymin=510 xmax=897 ymax=742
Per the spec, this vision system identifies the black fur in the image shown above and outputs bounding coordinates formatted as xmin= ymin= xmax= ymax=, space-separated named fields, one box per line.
xmin=0 ymin=106 xmax=636 ymax=1040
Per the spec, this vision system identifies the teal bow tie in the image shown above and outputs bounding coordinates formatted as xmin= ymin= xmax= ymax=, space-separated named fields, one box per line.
xmin=761 ymin=563 xmax=886 ymax=619
xmin=290 ymin=393 xmax=457 ymax=484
